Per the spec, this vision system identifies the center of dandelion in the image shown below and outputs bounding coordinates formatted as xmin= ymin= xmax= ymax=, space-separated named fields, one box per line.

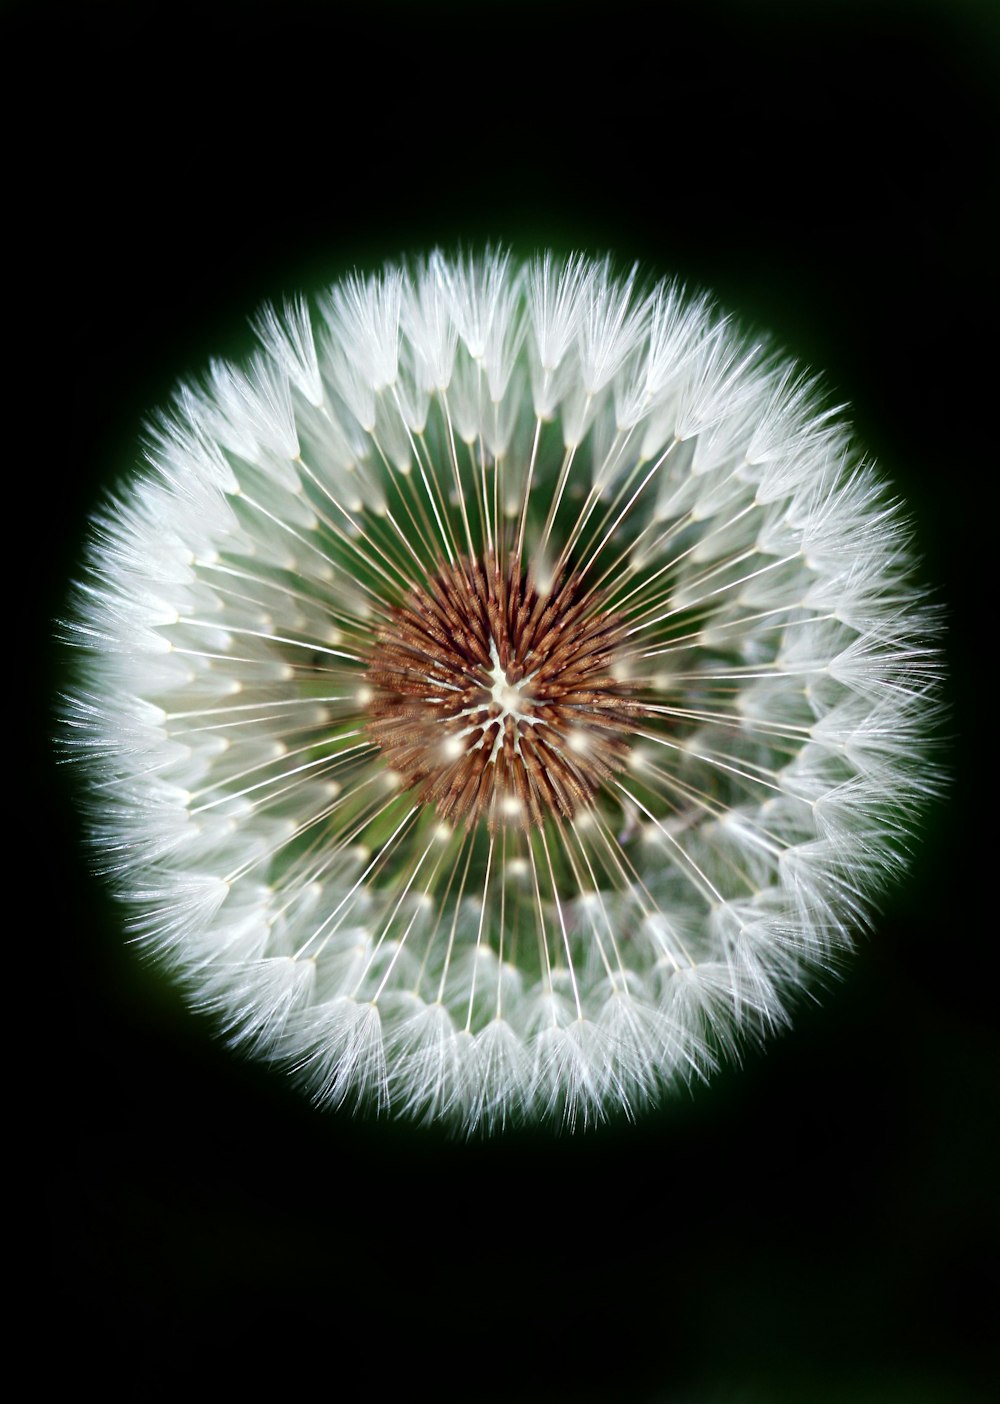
xmin=363 ymin=550 xmax=642 ymax=830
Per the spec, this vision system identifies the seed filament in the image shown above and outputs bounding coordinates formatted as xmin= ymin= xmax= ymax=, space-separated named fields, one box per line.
xmin=364 ymin=550 xmax=645 ymax=830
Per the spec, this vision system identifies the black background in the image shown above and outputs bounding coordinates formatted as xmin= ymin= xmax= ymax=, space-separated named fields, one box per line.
xmin=22 ymin=1 xmax=998 ymax=1398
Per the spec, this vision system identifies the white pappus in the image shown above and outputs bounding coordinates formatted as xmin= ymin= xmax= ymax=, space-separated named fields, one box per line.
xmin=62 ymin=248 xmax=942 ymax=1133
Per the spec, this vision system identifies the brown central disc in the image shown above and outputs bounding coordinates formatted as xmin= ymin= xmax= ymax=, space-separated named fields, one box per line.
xmin=363 ymin=551 xmax=644 ymax=830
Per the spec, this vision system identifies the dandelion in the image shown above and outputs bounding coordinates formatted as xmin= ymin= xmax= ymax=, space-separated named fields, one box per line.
xmin=63 ymin=249 xmax=940 ymax=1132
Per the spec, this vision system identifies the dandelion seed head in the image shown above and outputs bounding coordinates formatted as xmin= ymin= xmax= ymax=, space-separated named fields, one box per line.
xmin=62 ymin=248 xmax=941 ymax=1133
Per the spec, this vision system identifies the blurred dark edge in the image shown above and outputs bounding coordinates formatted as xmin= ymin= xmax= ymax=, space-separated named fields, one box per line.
xmin=17 ymin=1 xmax=998 ymax=1399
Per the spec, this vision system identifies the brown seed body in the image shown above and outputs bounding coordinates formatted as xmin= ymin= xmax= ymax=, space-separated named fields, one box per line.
xmin=364 ymin=551 xmax=646 ymax=830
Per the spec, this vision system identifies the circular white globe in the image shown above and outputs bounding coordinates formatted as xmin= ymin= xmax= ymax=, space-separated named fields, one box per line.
xmin=64 ymin=250 xmax=941 ymax=1132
